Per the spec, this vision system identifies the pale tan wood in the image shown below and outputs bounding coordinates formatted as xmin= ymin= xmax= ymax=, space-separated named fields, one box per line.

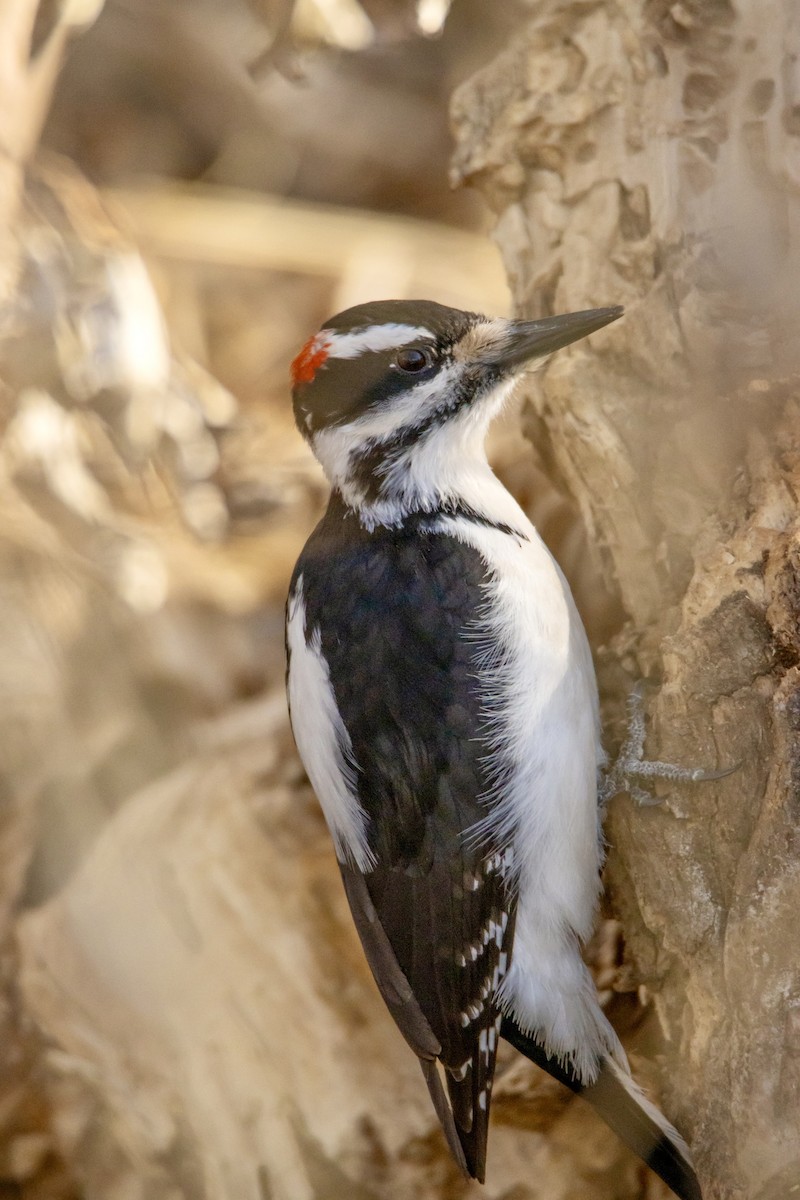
xmin=452 ymin=3 xmax=800 ymax=1197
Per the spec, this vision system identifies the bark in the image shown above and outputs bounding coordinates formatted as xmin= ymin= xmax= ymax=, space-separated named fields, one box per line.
xmin=451 ymin=3 xmax=800 ymax=1198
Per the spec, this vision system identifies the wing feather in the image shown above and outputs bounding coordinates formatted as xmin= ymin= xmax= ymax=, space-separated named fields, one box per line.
xmin=339 ymin=864 xmax=440 ymax=1060
xmin=293 ymin=503 xmax=515 ymax=1180
xmin=346 ymin=847 xmax=513 ymax=1180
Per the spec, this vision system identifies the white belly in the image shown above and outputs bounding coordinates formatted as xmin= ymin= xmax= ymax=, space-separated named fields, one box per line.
xmin=442 ymin=499 xmax=614 ymax=1076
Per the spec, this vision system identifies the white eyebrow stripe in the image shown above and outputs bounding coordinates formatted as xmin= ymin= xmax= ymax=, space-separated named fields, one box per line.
xmin=324 ymin=324 xmax=431 ymax=359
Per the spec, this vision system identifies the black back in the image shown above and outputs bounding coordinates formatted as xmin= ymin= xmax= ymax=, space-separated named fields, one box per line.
xmin=290 ymin=493 xmax=514 ymax=1179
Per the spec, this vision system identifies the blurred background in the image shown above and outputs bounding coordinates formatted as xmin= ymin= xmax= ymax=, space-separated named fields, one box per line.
xmin=6 ymin=0 xmax=522 ymax=910
xmin=0 ymin=3 xmax=637 ymax=1197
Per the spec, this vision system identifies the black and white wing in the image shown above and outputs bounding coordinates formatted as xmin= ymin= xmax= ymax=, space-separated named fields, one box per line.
xmin=286 ymin=502 xmax=513 ymax=1181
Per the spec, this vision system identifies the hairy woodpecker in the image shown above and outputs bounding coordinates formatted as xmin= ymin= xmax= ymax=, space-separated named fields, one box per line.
xmin=285 ymin=299 xmax=701 ymax=1200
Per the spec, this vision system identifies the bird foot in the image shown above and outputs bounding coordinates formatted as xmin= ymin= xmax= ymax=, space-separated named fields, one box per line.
xmin=599 ymin=683 xmax=737 ymax=809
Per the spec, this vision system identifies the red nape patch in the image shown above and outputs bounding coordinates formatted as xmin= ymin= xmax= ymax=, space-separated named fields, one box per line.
xmin=291 ymin=333 xmax=331 ymax=386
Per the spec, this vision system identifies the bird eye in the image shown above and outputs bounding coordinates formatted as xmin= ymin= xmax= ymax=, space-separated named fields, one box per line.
xmin=396 ymin=347 xmax=432 ymax=373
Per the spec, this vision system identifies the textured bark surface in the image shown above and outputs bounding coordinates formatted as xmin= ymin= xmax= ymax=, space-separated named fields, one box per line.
xmin=451 ymin=3 xmax=800 ymax=1198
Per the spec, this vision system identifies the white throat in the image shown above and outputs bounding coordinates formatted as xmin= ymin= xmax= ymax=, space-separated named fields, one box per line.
xmin=312 ymin=378 xmax=517 ymax=530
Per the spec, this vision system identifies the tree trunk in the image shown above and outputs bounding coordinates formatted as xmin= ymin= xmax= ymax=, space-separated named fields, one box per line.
xmin=451 ymin=3 xmax=800 ymax=1198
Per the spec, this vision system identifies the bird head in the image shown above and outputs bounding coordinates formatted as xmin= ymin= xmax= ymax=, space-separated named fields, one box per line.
xmin=290 ymin=299 xmax=622 ymax=525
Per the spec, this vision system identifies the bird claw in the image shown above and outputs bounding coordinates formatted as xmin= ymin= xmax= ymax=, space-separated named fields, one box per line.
xmin=629 ymin=785 xmax=662 ymax=808
xmin=599 ymin=683 xmax=738 ymax=808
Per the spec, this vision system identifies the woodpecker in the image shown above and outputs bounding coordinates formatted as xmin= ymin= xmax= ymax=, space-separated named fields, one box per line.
xmin=285 ymin=299 xmax=701 ymax=1200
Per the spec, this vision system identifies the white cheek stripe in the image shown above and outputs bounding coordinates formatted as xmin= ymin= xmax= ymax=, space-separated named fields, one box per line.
xmin=286 ymin=579 xmax=375 ymax=871
xmin=315 ymin=363 xmax=460 ymax=451
xmin=325 ymin=323 xmax=431 ymax=359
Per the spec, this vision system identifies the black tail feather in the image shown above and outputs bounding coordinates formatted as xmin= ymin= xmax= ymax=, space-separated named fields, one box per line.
xmin=501 ymin=1015 xmax=702 ymax=1200
xmin=419 ymin=1059 xmax=470 ymax=1177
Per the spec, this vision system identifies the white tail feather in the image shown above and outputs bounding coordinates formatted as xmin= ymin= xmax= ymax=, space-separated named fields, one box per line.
xmin=603 ymin=1055 xmax=694 ymax=1164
